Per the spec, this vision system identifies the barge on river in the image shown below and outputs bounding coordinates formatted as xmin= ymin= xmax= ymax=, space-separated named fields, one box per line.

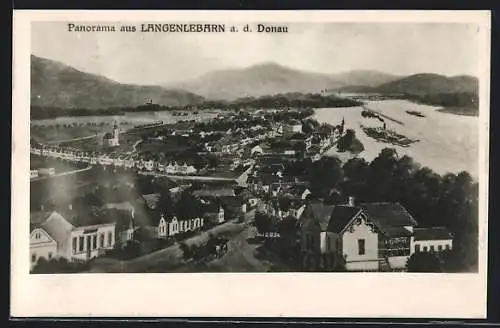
xmin=406 ymin=110 xmax=426 ymax=118
xmin=360 ymin=125 xmax=419 ymax=148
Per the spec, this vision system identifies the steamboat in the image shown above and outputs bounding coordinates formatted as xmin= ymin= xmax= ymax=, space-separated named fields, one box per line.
xmin=360 ymin=124 xmax=419 ymax=148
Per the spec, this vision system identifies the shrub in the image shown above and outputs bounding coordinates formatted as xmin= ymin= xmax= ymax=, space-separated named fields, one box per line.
xmin=407 ymin=252 xmax=442 ymax=272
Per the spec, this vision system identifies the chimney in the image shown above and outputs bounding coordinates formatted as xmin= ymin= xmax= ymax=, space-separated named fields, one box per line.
xmin=68 ymin=203 xmax=73 ymax=210
xmin=40 ymin=204 xmax=44 ymax=211
xmin=348 ymin=196 xmax=355 ymax=207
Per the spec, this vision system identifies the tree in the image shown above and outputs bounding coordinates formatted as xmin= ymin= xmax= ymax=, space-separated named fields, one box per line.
xmin=309 ymin=156 xmax=343 ymax=197
xmin=254 ymin=212 xmax=274 ymax=234
xmin=337 ymin=129 xmax=355 ymax=152
xmin=175 ymin=190 xmax=202 ymax=220
xmin=122 ymin=240 xmax=142 ymax=260
xmin=366 ymin=148 xmax=399 ymax=201
xmin=133 ymin=227 xmax=151 ymax=243
xmin=407 ymin=252 xmax=442 ymax=272
xmin=158 ymin=190 xmax=174 ymax=218
xmin=179 ymin=242 xmax=193 ymax=260
xmin=440 ymin=249 xmax=462 ymax=273
xmin=341 ymin=157 xmax=370 ymax=200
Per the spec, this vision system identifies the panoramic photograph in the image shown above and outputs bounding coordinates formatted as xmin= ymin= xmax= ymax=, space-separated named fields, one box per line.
xmin=29 ymin=21 xmax=480 ymax=274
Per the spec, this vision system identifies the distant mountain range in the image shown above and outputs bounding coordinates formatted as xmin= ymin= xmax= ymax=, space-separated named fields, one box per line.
xmin=31 ymin=55 xmax=204 ymax=110
xmin=168 ymin=62 xmax=401 ymax=100
xmin=31 ymin=55 xmax=479 ymax=113
xmin=336 ymin=73 xmax=479 ymax=96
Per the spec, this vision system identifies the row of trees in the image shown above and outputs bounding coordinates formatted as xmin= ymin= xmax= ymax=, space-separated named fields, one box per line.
xmin=31 ymin=257 xmax=90 ymax=274
xmin=405 ymin=92 xmax=478 ymax=115
xmin=31 ymin=93 xmax=361 ymax=120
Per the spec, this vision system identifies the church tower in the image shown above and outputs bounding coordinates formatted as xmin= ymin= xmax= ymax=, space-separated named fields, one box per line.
xmin=112 ymin=121 xmax=120 ymax=146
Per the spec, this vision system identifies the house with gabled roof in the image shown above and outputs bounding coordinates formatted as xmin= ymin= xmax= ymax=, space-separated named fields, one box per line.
xmin=30 ymin=209 xmax=117 ymax=268
xmin=300 ymin=197 xmax=452 ymax=272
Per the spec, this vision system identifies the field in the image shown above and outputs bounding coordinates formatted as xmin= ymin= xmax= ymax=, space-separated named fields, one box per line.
xmin=30 ymin=110 xmax=219 ymax=143
xmin=314 ymin=100 xmax=479 ymax=178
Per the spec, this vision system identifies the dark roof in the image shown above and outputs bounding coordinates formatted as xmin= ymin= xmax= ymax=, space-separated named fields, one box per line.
xmin=360 ymin=202 xmax=417 ymax=235
xmin=414 ymin=227 xmax=453 ymax=241
xmin=30 ymin=211 xmax=53 ymax=232
xmin=305 ymin=203 xmax=335 ymax=231
xmin=382 ymin=226 xmax=413 ymax=237
xmin=200 ymin=197 xmax=223 ymax=214
xmin=57 ymin=206 xmax=115 ymax=228
xmin=219 ymin=196 xmax=243 ymax=211
xmin=258 ymin=156 xmax=286 ymax=166
xmin=103 ymin=132 xmax=113 ymax=139
xmin=259 ymin=173 xmax=282 ymax=185
xmin=142 ymin=193 xmax=160 ymax=210
xmin=193 ymin=188 xmax=235 ymax=198
xmin=99 ymin=208 xmax=133 ymax=232
xmin=287 ymin=184 xmax=310 ymax=197
xmin=327 ymin=205 xmax=361 ymax=233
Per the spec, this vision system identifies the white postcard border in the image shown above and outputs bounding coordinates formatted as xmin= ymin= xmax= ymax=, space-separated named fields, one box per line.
xmin=12 ymin=10 xmax=491 ymax=318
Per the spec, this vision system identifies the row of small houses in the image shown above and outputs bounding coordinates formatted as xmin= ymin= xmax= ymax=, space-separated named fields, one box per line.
xmin=30 ymin=145 xmax=198 ymax=175
xmin=30 ymin=197 xmax=232 ymax=269
xmin=204 ymin=125 xmax=278 ymax=155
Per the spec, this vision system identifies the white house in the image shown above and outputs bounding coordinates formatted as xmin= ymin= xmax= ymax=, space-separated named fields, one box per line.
xmin=30 ymin=170 xmax=39 ymax=179
xmin=30 ymin=211 xmax=117 ymax=268
xmin=156 ymin=215 xmax=205 ymax=238
xmin=412 ymin=227 xmax=453 ymax=253
xmin=300 ymin=200 xmax=419 ymax=272
xmin=70 ymin=221 xmax=116 ymax=261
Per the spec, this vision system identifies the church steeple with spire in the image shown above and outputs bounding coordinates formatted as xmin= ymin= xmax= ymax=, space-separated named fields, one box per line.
xmin=113 ymin=120 xmax=119 ymax=141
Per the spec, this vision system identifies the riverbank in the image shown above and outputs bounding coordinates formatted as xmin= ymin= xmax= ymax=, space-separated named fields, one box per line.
xmin=314 ymin=99 xmax=478 ymax=178
xmin=437 ymin=106 xmax=479 ymax=117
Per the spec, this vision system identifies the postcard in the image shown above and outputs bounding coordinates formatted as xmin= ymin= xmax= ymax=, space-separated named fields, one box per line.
xmin=12 ymin=10 xmax=490 ymax=318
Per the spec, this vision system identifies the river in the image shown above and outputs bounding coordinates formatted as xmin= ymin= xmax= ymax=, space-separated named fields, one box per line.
xmin=313 ymin=100 xmax=479 ymax=178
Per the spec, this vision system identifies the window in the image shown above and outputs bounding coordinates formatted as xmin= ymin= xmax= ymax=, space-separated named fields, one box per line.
xmin=92 ymin=235 xmax=97 ymax=250
xmin=48 ymin=252 xmax=53 ymax=260
xmin=31 ymin=253 xmax=36 ymax=263
xmin=415 ymin=244 xmax=421 ymax=252
xmin=358 ymin=239 xmax=365 ymax=255
xmin=35 ymin=232 xmax=41 ymax=239
xmin=438 ymin=245 xmax=443 ymax=252
xmin=72 ymin=237 xmax=77 ymax=252
xmin=99 ymin=234 xmax=104 ymax=248
xmin=86 ymin=235 xmax=91 ymax=251
xmin=423 ymin=246 xmax=428 ymax=252
xmin=79 ymin=236 xmax=84 ymax=252
xmin=430 ymin=246 xmax=435 ymax=252
xmin=445 ymin=244 xmax=450 ymax=250
xmin=108 ymin=232 xmax=112 ymax=246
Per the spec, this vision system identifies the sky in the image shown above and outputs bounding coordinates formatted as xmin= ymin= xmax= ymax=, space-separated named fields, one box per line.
xmin=31 ymin=22 xmax=480 ymax=85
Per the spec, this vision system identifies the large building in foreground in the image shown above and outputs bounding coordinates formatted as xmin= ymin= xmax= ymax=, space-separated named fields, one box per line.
xmin=300 ymin=198 xmax=453 ymax=272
